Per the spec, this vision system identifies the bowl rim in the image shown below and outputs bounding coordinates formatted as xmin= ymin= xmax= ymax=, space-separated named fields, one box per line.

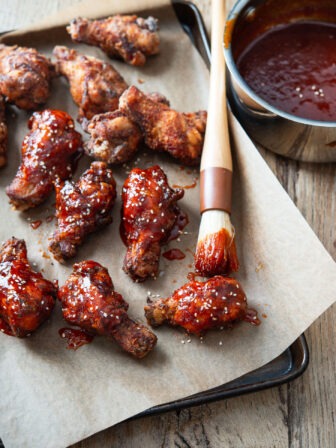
xmin=223 ymin=0 xmax=336 ymax=128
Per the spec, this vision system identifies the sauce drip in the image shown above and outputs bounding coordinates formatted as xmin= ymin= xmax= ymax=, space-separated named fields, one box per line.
xmin=236 ymin=21 xmax=336 ymax=121
xmin=30 ymin=220 xmax=42 ymax=229
xmin=59 ymin=327 xmax=94 ymax=350
xmin=167 ymin=210 xmax=189 ymax=242
xmin=172 ymin=179 xmax=197 ymax=190
xmin=162 ymin=248 xmax=186 ymax=260
xmin=244 ymin=308 xmax=261 ymax=326
xmin=45 ymin=215 xmax=54 ymax=223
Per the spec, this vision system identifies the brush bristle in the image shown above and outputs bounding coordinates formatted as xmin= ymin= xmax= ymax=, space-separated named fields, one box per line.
xmin=195 ymin=210 xmax=239 ymax=276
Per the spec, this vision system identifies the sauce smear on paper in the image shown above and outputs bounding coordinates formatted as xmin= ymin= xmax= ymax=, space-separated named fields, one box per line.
xmin=30 ymin=220 xmax=42 ymax=229
xmin=59 ymin=327 xmax=94 ymax=350
xmin=162 ymin=248 xmax=186 ymax=260
xmin=167 ymin=210 xmax=189 ymax=242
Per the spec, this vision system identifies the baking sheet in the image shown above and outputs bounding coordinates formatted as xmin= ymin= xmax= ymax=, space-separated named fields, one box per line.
xmin=0 ymin=1 xmax=336 ymax=447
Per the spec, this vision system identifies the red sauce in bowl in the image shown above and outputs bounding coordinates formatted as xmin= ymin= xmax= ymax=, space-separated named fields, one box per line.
xmin=236 ymin=21 xmax=336 ymax=121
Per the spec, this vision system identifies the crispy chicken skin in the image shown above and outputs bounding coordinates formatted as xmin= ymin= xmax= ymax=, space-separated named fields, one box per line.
xmin=49 ymin=162 xmax=116 ymax=263
xmin=0 ymin=97 xmax=8 ymax=168
xmin=6 ymin=109 xmax=83 ymax=211
xmin=145 ymin=276 xmax=259 ymax=335
xmin=0 ymin=44 xmax=54 ymax=110
xmin=85 ymin=92 xmax=170 ymax=165
xmin=0 ymin=238 xmax=56 ymax=338
xmin=53 ymin=46 xmax=128 ymax=124
xmin=85 ymin=109 xmax=142 ymax=165
xmin=121 ymin=165 xmax=184 ymax=282
xmin=67 ymin=15 xmax=159 ymax=66
xmin=58 ymin=260 xmax=157 ymax=358
xmin=119 ymin=86 xmax=207 ymax=165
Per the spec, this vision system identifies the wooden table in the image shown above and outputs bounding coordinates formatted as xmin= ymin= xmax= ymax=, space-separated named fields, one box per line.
xmin=1 ymin=1 xmax=335 ymax=447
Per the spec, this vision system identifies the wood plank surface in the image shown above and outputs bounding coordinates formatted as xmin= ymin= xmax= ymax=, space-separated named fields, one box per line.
xmin=0 ymin=1 xmax=335 ymax=447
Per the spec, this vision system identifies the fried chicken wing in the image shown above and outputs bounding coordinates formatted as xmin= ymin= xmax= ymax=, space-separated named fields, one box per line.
xmin=145 ymin=276 xmax=260 ymax=335
xmin=67 ymin=15 xmax=159 ymax=66
xmin=121 ymin=165 xmax=184 ymax=282
xmin=85 ymin=110 xmax=142 ymax=165
xmin=0 ymin=44 xmax=54 ymax=110
xmin=58 ymin=260 xmax=157 ymax=358
xmin=119 ymin=86 xmax=207 ymax=165
xmin=49 ymin=161 xmax=116 ymax=262
xmin=85 ymin=92 xmax=169 ymax=165
xmin=0 ymin=97 xmax=8 ymax=168
xmin=53 ymin=46 xmax=128 ymax=124
xmin=6 ymin=109 xmax=83 ymax=211
xmin=0 ymin=238 xmax=56 ymax=338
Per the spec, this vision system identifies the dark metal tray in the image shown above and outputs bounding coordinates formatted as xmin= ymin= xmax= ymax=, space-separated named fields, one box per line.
xmin=135 ymin=0 xmax=309 ymax=418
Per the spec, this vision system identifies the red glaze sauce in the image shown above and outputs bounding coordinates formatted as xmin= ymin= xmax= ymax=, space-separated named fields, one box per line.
xmin=162 ymin=248 xmax=186 ymax=260
xmin=0 ymin=317 xmax=14 ymax=336
xmin=30 ymin=220 xmax=42 ymax=229
xmin=45 ymin=215 xmax=54 ymax=223
xmin=172 ymin=180 xmax=197 ymax=190
xmin=59 ymin=327 xmax=94 ymax=350
xmin=167 ymin=209 xmax=189 ymax=242
xmin=236 ymin=21 xmax=336 ymax=121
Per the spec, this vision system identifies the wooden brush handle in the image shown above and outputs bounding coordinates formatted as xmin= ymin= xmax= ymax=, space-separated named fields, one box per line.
xmin=200 ymin=0 xmax=232 ymax=213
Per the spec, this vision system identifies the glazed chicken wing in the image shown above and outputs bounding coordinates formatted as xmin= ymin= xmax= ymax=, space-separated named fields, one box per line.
xmin=145 ymin=275 xmax=259 ymax=335
xmin=6 ymin=109 xmax=83 ymax=210
xmin=121 ymin=165 xmax=184 ymax=282
xmin=119 ymin=86 xmax=207 ymax=165
xmin=85 ymin=92 xmax=170 ymax=164
xmin=58 ymin=260 xmax=157 ymax=358
xmin=0 ymin=44 xmax=54 ymax=110
xmin=0 ymin=97 xmax=8 ymax=167
xmin=49 ymin=161 xmax=116 ymax=262
xmin=67 ymin=15 xmax=159 ymax=66
xmin=0 ymin=238 xmax=56 ymax=338
xmin=53 ymin=46 xmax=128 ymax=124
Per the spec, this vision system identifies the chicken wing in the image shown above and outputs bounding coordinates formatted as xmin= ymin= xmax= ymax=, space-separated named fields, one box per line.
xmin=49 ymin=161 xmax=116 ymax=263
xmin=6 ymin=109 xmax=83 ymax=211
xmin=53 ymin=46 xmax=128 ymax=124
xmin=121 ymin=165 xmax=184 ymax=282
xmin=145 ymin=275 xmax=260 ymax=335
xmin=0 ymin=238 xmax=56 ymax=338
xmin=67 ymin=15 xmax=159 ymax=66
xmin=0 ymin=96 xmax=8 ymax=168
xmin=0 ymin=44 xmax=54 ymax=110
xmin=58 ymin=260 xmax=157 ymax=358
xmin=85 ymin=92 xmax=170 ymax=165
xmin=119 ymin=86 xmax=207 ymax=165
xmin=85 ymin=110 xmax=142 ymax=165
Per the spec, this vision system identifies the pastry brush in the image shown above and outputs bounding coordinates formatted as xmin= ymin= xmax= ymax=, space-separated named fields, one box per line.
xmin=194 ymin=0 xmax=239 ymax=276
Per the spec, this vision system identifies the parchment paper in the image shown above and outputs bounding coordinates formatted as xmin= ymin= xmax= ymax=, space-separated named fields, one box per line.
xmin=0 ymin=1 xmax=336 ymax=447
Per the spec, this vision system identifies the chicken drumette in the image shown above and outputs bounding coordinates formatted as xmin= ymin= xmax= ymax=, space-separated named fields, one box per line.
xmin=121 ymin=165 xmax=184 ymax=282
xmin=0 ymin=238 xmax=56 ymax=337
xmin=53 ymin=46 xmax=128 ymax=125
xmin=0 ymin=97 xmax=8 ymax=168
xmin=119 ymin=86 xmax=207 ymax=165
xmin=145 ymin=276 xmax=260 ymax=335
xmin=67 ymin=15 xmax=159 ymax=66
xmin=85 ymin=92 xmax=170 ymax=165
xmin=0 ymin=44 xmax=54 ymax=110
xmin=58 ymin=260 xmax=157 ymax=358
xmin=6 ymin=109 xmax=83 ymax=210
xmin=49 ymin=161 xmax=116 ymax=263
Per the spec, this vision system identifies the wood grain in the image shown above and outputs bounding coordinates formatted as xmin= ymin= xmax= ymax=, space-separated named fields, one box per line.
xmin=0 ymin=1 xmax=335 ymax=448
